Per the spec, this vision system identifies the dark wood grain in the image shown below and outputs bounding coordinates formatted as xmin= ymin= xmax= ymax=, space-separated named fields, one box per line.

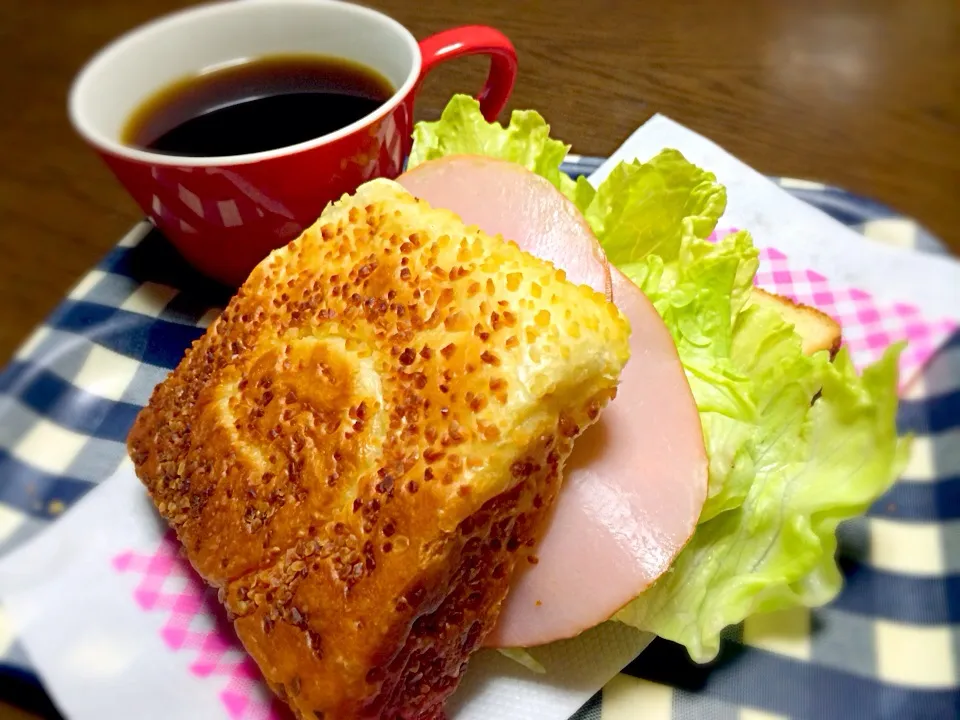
xmin=0 ymin=0 xmax=958 ymax=367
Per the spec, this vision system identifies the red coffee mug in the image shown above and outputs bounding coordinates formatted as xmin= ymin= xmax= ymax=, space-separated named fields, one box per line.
xmin=69 ymin=0 xmax=517 ymax=286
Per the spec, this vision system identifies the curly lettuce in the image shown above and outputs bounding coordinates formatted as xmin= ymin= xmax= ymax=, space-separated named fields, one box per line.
xmin=408 ymin=95 xmax=909 ymax=663
xmin=408 ymin=94 xmax=577 ymax=198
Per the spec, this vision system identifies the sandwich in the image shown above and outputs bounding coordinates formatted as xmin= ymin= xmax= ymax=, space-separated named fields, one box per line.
xmin=128 ymin=95 xmax=907 ymax=718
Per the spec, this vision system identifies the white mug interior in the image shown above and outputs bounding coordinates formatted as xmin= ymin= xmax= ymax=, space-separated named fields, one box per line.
xmin=69 ymin=0 xmax=421 ymax=166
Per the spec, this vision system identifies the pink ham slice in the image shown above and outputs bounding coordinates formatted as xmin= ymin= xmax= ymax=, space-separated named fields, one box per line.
xmin=487 ymin=267 xmax=707 ymax=647
xmin=397 ymin=157 xmax=708 ymax=648
xmin=399 ymin=155 xmax=612 ymax=301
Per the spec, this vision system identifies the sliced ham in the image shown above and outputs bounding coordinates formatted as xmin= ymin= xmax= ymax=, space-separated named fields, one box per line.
xmin=399 ymin=155 xmax=612 ymax=300
xmin=486 ymin=267 xmax=707 ymax=647
xmin=397 ymin=157 xmax=708 ymax=649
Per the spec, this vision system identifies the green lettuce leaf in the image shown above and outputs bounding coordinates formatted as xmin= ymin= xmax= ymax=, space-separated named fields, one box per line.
xmin=407 ymin=94 xmax=576 ymax=198
xmin=588 ymin=158 xmax=908 ymax=662
xmin=497 ymin=648 xmax=546 ymax=674
xmin=408 ymin=96 xmax=909 ymax=664
xmin=616 ymin=315 xmax=907 ymax=661
xmin=578 ymin=151 xmax=727 ymax=268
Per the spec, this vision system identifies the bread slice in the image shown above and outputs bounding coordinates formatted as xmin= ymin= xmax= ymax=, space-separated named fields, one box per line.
xmin=746 ymin=288 xmax=842 ymax=356
xmin=127 ymin=179 xmax=630 ymax=719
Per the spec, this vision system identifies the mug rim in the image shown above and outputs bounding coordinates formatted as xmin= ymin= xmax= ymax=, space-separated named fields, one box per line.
xmin=67 ymin=0 xmax=422 ymax=168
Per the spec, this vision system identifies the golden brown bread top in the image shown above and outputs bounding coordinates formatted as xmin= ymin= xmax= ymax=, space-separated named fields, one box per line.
xmin=747 ymin=287 xmax=842 ymax=356
xmin=128 ymin=179 xmax=630 ymax=718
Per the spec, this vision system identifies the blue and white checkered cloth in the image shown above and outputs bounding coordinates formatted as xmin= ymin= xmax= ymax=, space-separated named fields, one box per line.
xmin=1 ymin=159 xmax=958 ymax=719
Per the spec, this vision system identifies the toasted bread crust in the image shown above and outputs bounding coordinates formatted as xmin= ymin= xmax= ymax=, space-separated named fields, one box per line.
xmin=748 ymin=287 xmax=842 ymax=356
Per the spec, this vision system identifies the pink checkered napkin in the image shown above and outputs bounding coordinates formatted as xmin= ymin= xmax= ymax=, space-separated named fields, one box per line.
xmin=113 ymin=535 xmax=283 ymax=720
xmin=754 ymin=246 xmax=956 ymax=389
xmin=708 ymin=230 xmax=957 ymax=389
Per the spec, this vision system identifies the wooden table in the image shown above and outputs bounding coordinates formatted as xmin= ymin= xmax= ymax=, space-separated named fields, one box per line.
xmin=1 ymin=0 xmax=958 ymax=366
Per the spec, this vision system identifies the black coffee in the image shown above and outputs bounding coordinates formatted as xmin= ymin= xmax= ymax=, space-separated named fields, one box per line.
xmin=122 ymin=54 xmax=395 ymax=157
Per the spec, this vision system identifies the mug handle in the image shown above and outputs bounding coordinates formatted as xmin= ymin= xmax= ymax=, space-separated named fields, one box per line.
xmin=417 ymin=26 xmax=517 ymax=121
